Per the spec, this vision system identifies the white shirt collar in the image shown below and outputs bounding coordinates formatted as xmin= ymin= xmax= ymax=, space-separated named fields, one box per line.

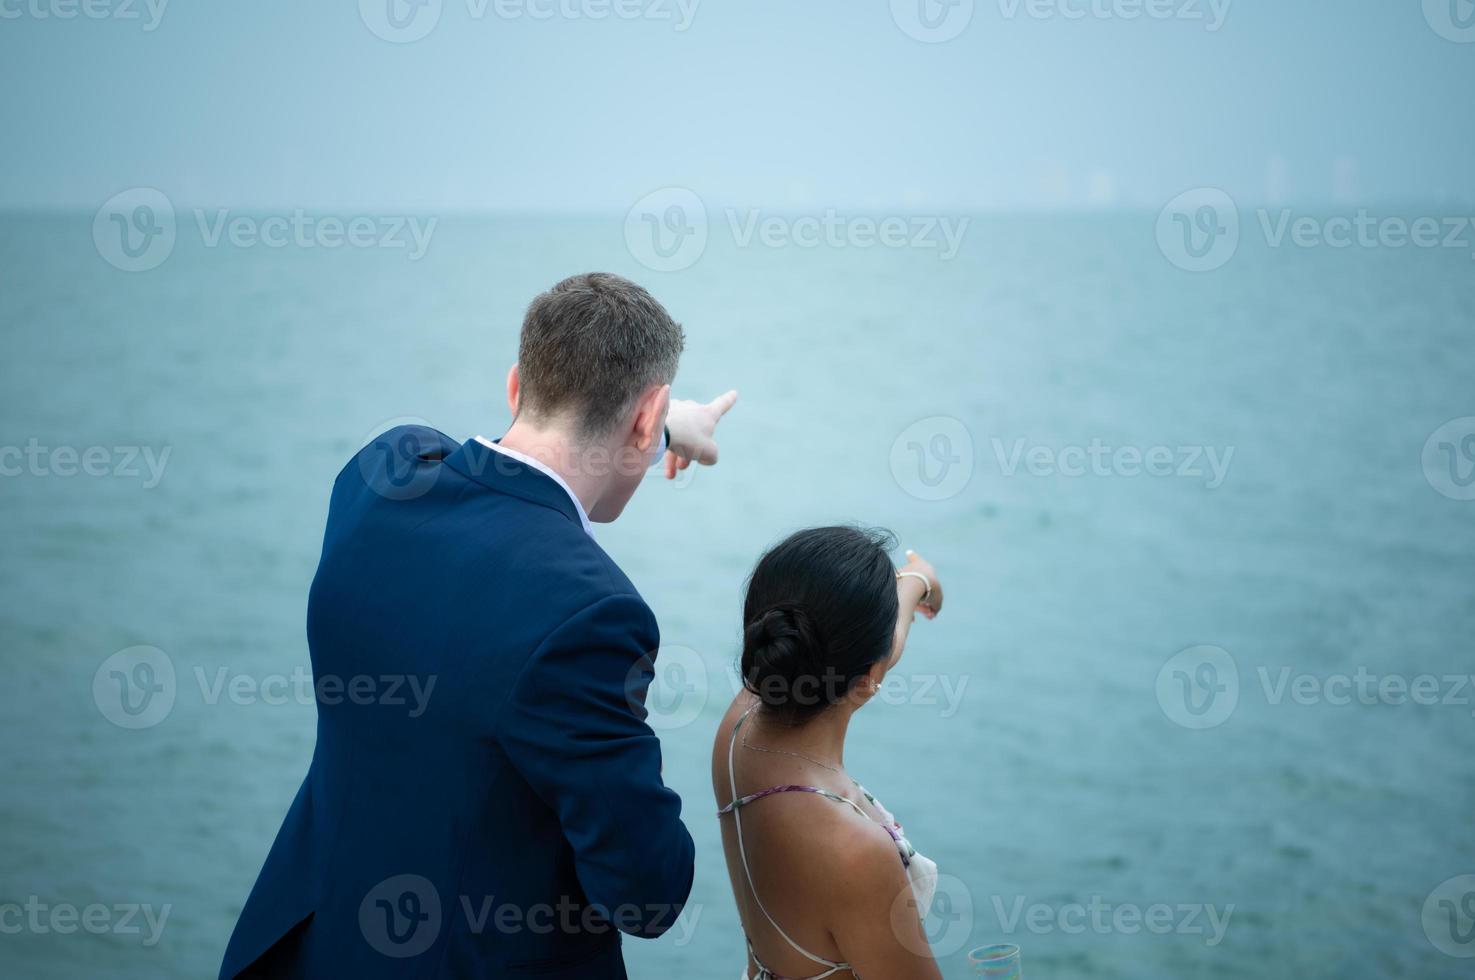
xmin=473 ymin=435 xmax=594 ymax=538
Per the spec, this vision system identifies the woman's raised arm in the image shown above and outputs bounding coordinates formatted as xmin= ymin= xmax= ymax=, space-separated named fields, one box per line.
xmin=891 ymin=549 xmax=944 ymax=665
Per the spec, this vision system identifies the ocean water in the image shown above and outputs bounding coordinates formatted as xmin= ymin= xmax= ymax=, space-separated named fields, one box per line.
xmin=1 ymin=210 xmax=1472 ymax=979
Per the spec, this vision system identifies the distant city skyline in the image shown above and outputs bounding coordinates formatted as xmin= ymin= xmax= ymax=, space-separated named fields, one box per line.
xmin=2 ymin=1 xmax=1472 ymax=211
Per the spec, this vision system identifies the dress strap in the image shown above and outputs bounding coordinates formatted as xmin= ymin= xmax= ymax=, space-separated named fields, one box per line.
xmin=719 ymin=784 xmax=868 ymax=818
xmin=725 ymin=706 xmax=849 ymax=975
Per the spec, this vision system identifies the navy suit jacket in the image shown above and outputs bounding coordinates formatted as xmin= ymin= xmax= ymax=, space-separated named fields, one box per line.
xmin=219 ymin=426 xmax=695 ymax=979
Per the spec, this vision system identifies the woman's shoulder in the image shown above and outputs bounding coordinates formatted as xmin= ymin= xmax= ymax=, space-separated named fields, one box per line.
xmin=789 ymin=792 xmax=904 ymax=865
xmin=731 ymin=776 xmax=904 ymax=877
xmin=759 ymin=790 xmax=912 ymax=929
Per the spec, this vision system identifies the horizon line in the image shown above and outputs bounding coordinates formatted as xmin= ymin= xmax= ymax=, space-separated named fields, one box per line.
xmin=3 ymin=198 xmax=1473 ymax=217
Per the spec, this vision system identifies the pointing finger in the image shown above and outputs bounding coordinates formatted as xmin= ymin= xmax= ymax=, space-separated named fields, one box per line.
xmin=707 ymin=389 xmax=739 ymax=419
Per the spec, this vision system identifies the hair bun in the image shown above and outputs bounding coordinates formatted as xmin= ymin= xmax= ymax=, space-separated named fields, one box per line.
xmin=746 ymin=602 xmax=806 ymax=650
xmin=742 ymin=601 xmax=828 ymax=719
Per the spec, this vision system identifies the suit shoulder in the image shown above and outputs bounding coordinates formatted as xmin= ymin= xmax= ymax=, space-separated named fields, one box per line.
xmin=538 ymin=521 xmax=648 ymax=615
xmin=334 ymin=423 xmax=458 ymax=489
xmin=457 ymin=502 xmax=648 ymax=627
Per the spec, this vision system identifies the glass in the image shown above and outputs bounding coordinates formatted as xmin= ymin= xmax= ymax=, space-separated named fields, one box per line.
xmin=969 ymin=943 xmax=1022 ymax=978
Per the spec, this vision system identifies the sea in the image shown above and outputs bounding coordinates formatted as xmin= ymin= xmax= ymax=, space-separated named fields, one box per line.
xmin=1 ymin=209 xmax=1472 ymax=978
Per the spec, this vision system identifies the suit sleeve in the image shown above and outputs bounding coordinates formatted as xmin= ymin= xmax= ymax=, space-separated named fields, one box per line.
xmin=496 ymin=593 xmax=696 ymax=937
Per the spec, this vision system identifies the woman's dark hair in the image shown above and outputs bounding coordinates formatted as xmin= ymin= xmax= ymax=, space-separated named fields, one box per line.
xmin=741 ymin=525 xmax=899 ymax=726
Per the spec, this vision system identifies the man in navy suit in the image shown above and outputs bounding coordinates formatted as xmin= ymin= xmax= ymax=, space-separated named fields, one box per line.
xmin=220 ymin=273 xmax=738 ymax=979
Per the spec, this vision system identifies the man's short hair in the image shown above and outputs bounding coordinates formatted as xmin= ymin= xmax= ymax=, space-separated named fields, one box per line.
xmin=517 ymin=273 xmax=685 ymax=437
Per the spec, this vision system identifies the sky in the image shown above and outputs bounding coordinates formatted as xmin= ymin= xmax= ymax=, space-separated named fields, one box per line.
xmin=1 ymin=0 xmax=1472 ymax=211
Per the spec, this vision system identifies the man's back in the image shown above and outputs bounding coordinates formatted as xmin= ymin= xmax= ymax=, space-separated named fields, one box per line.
xmin=219 ymin=426 xmax=695 ymax=979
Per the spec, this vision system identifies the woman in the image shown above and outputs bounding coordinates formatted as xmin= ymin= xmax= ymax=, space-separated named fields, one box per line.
xmin=712 ymin=526 xmax=946 ymax=980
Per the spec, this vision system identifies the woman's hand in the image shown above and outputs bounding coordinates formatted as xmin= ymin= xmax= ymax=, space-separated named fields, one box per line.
xmin=897 ymin=549 xmax=943 ymax=620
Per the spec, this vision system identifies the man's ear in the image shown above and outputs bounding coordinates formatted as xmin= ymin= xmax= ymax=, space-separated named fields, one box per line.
xmin=506 ymin=364 xmax=521 ymax=416
xmin=630 ymin=384 xmax=670 ymax=452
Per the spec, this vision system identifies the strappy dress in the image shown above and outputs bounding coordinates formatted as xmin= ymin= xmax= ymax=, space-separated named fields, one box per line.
xmin=717 ymin=706 xmax=939 ymax=980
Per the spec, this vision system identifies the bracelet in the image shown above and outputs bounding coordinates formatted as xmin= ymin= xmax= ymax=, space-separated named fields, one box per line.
xmin=895 ymin=570 xmax=932 ymax=602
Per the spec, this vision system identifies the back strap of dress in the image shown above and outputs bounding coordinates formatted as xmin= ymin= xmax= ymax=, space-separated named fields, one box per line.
xmin=725 ymin=706 xmax=849 ymax=974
